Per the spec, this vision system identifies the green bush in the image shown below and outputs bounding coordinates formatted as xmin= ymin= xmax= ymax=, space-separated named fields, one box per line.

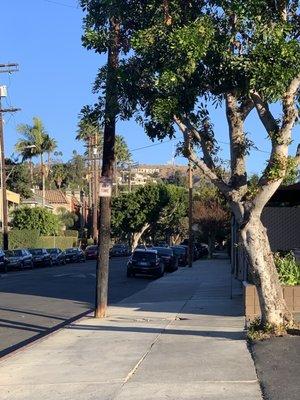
xmin=274 ymin=252 xmax=300 ymax=286
xmin=64 ymin=230 xmax=79 ymax=238
xmin=37 ymin=236 xmax=76 ymax=250
xmin=11 ymin=207 xmax=61 ymax=235
xmin=0 ymin=229 xmax=40 ymax=249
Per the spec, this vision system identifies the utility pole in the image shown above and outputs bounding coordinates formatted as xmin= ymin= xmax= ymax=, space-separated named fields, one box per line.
xmin=0 ymin=63 xmax=19 ymax=251
xmin=95 ymin=17 xmax=120 ymax=318
xmin=188 ymin=140 xmax=193 ymax=268
xmin=92 ymin=133 xmax=99 ymax=243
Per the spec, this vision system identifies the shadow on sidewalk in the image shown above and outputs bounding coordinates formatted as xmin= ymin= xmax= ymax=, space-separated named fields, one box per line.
xmin=66 ymin=323 xmax=245 ymax=341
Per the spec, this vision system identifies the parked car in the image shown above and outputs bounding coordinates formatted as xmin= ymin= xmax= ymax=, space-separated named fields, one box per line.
xmin=65 ymin=248 xmax=86 ymax=263
xmin=127 ymin=249 xmax=164 ymax=278
xmin=28 ymin=248 xmax=52 ymax=267
xmin=85 ymin=245 xmax=98 ymax=260
xmin=4 ymin=249 xmax=33 ymax=270
xmin=152 ymin=247 xmax=178 ymax=272
xmin=171 ymin=246 xmax=188 ymax=267
xmin=180 ymin=242 xmax=200 ymax=260
xmin=0 ymin=249 xmax=6 ymax=272
xmin=195 ymin=243 xmax=209 ymax=258
xmin=47 ymin=248 xmax=66 ymax=265
xmin=110 ymin=244 xmax=131 ymax=257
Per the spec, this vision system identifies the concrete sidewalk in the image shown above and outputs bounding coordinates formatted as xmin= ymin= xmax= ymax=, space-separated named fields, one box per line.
xmin=0 ymin=259 xmax=262 ymax=400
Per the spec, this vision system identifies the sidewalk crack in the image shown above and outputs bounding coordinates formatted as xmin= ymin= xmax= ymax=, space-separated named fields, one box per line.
xmin=111 ymin=295 xmax=194 ymax=400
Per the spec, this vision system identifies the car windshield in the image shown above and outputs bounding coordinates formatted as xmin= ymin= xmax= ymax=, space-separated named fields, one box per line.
xmin=153 ymin=247 xmax=173 ymax=256
xmin=13 ymin=250 xmax=23 ymax=257
xmin=5 ymin=250 xmax=15 ymax=257
xmin=66 ymin=248 xmax=77 ymax=253
xmin=29 ymin=249 xmax=43 ymax=255
xmin=47 ymin=249 xmax=58 ymax=254
xmin=132 ymin=252 xmax=156 ymax=262
xmin=113 ymin=245 xmax=124 ymax=249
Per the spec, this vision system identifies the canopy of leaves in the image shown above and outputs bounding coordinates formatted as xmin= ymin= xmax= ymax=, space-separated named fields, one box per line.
xmin=111 ymin=183 xmax=187 ymax=239
xmin=114 ymin=1 xmax=300 ymax=139
xmin=15 ymin=117 xmax=57 ymax=161
xmin=5 ymin=159 xmax=32 ymax=199
xmin=57 ymin=207 xmax=79 ymax=229
xmin=11 ymin=207 xmax=61 ymax=235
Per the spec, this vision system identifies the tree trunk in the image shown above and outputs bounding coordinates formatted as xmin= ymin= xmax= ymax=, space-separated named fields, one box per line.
xmin=241 ymin=217 xmax=293 ymax=327
xmin=95 ymin=17 xmax=120 ymax=319
xmin=208 ymin=233 xmax=214 ymax=259
xmin=131 ymin=223 xmax=150 ymax=251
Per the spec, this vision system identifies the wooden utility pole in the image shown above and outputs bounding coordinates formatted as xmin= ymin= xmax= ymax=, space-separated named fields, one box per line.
xmin=92 ymin=133 xmax=99 ymax=243
xmin=188 ymin=142 xmax=193 ymax=268
xmin=0 ymin=63 xmax=19 ymax=251
xmin=95 ymin=18 xmax=120 ymax=318
xmin=0 ymin=99 xmax=8 ymax=251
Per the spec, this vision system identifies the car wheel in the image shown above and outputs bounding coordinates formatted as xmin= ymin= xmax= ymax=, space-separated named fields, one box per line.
xmin=30 ymin=261 xmax=34 ymax=269
xmin=19 ymin=262 xmax=24 ymax=270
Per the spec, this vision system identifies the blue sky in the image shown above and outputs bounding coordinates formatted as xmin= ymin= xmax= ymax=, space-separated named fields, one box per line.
xmin=1 ymin=0 xmax=299 ymax=175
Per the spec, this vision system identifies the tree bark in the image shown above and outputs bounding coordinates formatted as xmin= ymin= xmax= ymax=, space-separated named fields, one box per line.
xmin=95 ymin=17 xmax=120 ymax=319
xmin=131 ymin=223 xmax=150 ymax=251
xmin=241 ymin=216 xmax=292 ymax=326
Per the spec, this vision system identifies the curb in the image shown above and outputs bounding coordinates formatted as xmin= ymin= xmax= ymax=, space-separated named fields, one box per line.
xmin=0 ymin=308 xmax=94 ymax=362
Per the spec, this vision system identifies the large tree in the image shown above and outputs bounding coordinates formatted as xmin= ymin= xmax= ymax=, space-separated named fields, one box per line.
xmin=112 ymin=183 xmax=185 ymax=249
xmin=117 ymin=1 xmax=300 ymax=329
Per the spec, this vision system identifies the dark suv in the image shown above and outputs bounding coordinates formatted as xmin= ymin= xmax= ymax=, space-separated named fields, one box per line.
xmin=110 ymin=244 xmax=131 ymax=257
xmin=127 ymin=249 xmax=164 ymax=278
xmin=152 ymin=247 xmax=177 ymax=272
xmin=28 ymin=248 xmax=52 ymax=267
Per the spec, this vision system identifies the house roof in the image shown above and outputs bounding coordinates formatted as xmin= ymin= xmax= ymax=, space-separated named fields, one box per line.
xmin=22 ymin=195 xmax=53 ymax=209
xmin=34 ymin=190 xmax=69 ymax=205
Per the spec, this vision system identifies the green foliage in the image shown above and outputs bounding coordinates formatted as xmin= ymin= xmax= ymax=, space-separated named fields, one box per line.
xmin=38 ymin=236 xmax=76 ymax=250
xmin=0 ymin=229 xmax=40 ymax=250
xmin=11 ymin=207 xmax=61 ymax=236
xmin=112 ymin=183 xmax=187 ymax=241
xmin=283 ymin=157 xmax=299 ymax=185
xmin=64 ymin=230 xmax=79 ymax=238
xmin=5 ymin=159 xmax=32 ymax=199
xmin=115 ymin=135 xmax=132 ymax=165
xmin=15 ymin=117 xmax=57 ymax=162
xmin=0 ymin=229 xmax=76 ymax=250
xmin=57 ymin=207 xmax=79 ymax=229
xmin=274 ymin=252 xmax=300 ymax=286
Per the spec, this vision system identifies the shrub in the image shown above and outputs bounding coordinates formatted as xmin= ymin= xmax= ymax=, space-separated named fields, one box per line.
xmin=274 ymin=252 xmax=300 ymax=286
xmin=37 ymin=236 xmax=76 ymax=250
xmin=11 ymin=207 xmax=61 ymax=235
xmin=0 ymin=229 xmax=40 ymax=249
xmin=64 ymin=230 xmax=79 ymax=238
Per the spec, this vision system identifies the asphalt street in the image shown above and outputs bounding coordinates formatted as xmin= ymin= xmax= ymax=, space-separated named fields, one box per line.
xmin=0 ymin=257 xmax=153 ymax=357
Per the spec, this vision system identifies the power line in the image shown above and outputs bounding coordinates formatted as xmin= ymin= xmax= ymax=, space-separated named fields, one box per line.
xmin=41 ymin=0 xmax=79 ymax=9
xmin=129 ymin=137 xmax=270 ymax=155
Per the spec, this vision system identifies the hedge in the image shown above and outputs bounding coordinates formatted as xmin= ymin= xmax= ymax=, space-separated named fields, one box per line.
xmin=38 ymin=236 xmax=76 ymax=250
xmin=2 ymin=229 xmax=40 ymax=249
xmin=63 ymin=230 xmax=79 ymax=238
xmin=0 ymin=230 xmax=77 ymax=250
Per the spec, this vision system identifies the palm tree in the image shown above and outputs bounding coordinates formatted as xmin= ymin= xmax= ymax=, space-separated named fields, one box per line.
xmin=43 ymin=135 xmax=57 ymax=171
xmin=15 ymin=117 xmax=55 ymax=205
